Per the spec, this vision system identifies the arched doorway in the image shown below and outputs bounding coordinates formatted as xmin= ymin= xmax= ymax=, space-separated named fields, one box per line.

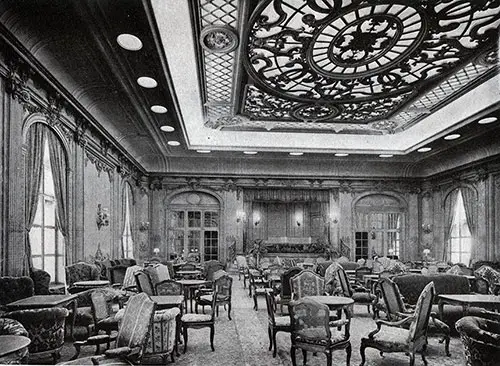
xmin=353 ymin=193 xmax=407 ymax=260
xmin=166 ymin=192 xmax=221 ymax=262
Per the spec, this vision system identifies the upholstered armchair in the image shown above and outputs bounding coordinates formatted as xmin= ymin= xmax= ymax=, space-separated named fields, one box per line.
xmin=203 ymin=260 xmax=225 ymax=281
xmin=90 ymin=289 xmax=119 ymax=338
xmin=249 ymin=270 xmax=271 ymax=310
xmin=0 ymin=318 xmax=29 ymax=364
xmin=360 ymin=282 xmax=435 ymax=366
xmin=65 ymin=262 xmax=100 ymax=292
xmin=290 ymin=270 xmax=325 ymax=300
xmin=3 ymin=307 xmax=69 ymax=363
xmin=265 ymin=290 xmax=290 ymax=358
xmin=289 ymin=297 xmax=351 ymax=366
xmin=70 ymin=293 xmax=156 ymax=364
xmin=30 ymin=268 xmax=51 ymax=295
xmin=0 ymin=276 xmax=34 ymax=308
xmin=144 ymin=307 xmax=180 ymax=363
xmin=373 ymin=277 xmax=451 ymax=356
xmin=456 ymin=316 xmax=500 ymax=366
xmin=474 ymin=265 xmax=500 ymax=294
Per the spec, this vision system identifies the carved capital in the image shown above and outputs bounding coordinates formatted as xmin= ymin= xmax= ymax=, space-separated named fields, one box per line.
xmin=5 ymin=53 xmax=34 ymax=105
xmin=44 ymin=92 xmax=64 ymax=127
xmin=74 ymin=117 xmax=89 ymax=148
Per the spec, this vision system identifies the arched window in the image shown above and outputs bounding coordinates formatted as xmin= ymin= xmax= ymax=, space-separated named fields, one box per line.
xmin=27 ymin=125 xmax=67 ymax=284
xmin=122 ymin=183 xmax=134 ymax=259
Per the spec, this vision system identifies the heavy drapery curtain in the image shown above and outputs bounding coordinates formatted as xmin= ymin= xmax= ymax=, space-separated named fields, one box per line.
xmin=47 ymin=130 xmax=68 ymax=238
xmin=442 ymin=189 xmax=459 ymax=261
xmin=24 ymin=123 xmax=47 ymax=273
xmin=121 ymin=183 xmax=135 ymax=259
xmin=461 ymin=187 xmax=478 ymax=261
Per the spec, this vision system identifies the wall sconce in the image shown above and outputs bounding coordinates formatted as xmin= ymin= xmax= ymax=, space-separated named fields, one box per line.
xmin=388 ymin=248 xmax=395 ymax=256
xmin=153 ymin=247 xmax=160 ymax=256
xmin=139 ymin=221 xmax=150 ymax=231
xmin=295 ymin=210 xmax=303 ymax=227
xmin=96 ymin=204 xmax=109 ymax=230
xmin=423 ymin=248 xmax=431 ymax=262
xmin=254 ymin=220 xmax=260 ymax=227
xmin=253 ymin=211 xmax=261 ymax=227
xmin=236 ymin=211 xmax=246 ymax=223
xmin=422 ymin=223 xmax=432 ymax=234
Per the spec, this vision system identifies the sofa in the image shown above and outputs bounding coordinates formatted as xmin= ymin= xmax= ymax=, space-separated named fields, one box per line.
xmin=0 ymin=276 xmax=34 ymax=309
xmin=393 ymin=273 xmax=484 ymax=329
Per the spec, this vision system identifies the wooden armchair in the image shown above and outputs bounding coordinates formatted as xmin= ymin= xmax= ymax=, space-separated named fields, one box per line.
xmin=134 ymin=270 xmax=155 ymax=296
xmin=373 ymin=277 xmax=450 ymax=356
xmin=195 ymin=274 xmax=232 ymax=319
xmin=360 ymin=282 xmax=435 ymax=366
xmin=265 ymin=289 xmax=290 ymax=358
xmin=156 ymin=279 xmax=183 ymax=296
xmin=277 ymin=267 xmax=302 ymax=314
xmin=335 ymin=266 xmax=375 ymax=314
xmin=181 ymin=290 xmax=217 ymax=353
xmin=289 ymin=297 xmax=351 ymax=366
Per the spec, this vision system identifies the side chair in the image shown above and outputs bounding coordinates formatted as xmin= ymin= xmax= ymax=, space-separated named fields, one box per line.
xmin=181 ymin=290 xmax=217 ymax=353
xmin=265 ymin=289 xmax=291 ymax=358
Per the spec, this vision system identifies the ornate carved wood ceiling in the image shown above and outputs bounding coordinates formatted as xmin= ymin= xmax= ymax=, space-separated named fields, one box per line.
xmin=195 ymin=0 xmax=500 ymax=135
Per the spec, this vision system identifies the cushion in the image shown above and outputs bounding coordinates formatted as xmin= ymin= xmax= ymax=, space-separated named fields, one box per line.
xmin=181 ymin=313 xmax=212 ymax=322
xmin=352 ymin=292 xmax=375 ymax=303
xmin=366 ymin=326 xmax=410 ymax=351
xmin=274 ymin=316 xmax=290 ymax=327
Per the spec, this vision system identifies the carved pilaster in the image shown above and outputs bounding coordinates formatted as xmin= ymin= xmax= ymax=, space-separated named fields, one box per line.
xmin=5 ymin=52 xmax=34 ymax=106
xmin=44 ymin=92 xmax=64 ymax=128
xmin=74 ymin=117 xmax=89 ymax=148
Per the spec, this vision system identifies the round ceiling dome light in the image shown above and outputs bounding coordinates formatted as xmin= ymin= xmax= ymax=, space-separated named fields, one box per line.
xmin=197 ymin=150 xmax=211 ymax=153
xmin=478 ymin=116 xmax=498 ymax=124
xmin=137 ymin=76 xmax=158 ymax=88
xmin=444 ymin=134 xmax=461 ymax=140
xmin=289 ymin=152 xmax=303 ymax=156
xmin=335 ymin=153 xmax=349 ymax=157
xmin=379 ymin=154 xmax=394 ymax=158
xmin=116 ymin=34 xmax=143 ymax=51
xmin=167 ymin=141 xmax=180 ymax=146
xmin=417 ymin=147 xmax=432 ymax=152
xmin=151 ymin=105 xmax=167 ymax=114
xmin=243 ymin=151 xmax=258 ymax=155
xmin=160 ymin=125 xmax=174 ymax=132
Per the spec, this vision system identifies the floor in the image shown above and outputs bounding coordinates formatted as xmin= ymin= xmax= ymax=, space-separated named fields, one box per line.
xmin=38 ymin=274 xmax=467 ymax=366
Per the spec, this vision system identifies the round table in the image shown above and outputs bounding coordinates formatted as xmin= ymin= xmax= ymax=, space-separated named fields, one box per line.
xmin=0 ymin=335 xmax=31 ymax=363
xmin=305 ymin=296 xmax=354 ymax=308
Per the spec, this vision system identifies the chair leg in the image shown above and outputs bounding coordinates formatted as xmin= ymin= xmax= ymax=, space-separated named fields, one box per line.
xmin=253 ymin=295 xmax=258 ymax=310
xmin=409 ymin=352 xmax=415 ymax=366
xmin=302 ymin=349 xmax=307 ymax=366
xmin=272 ymin=329 xmax=278 ymax=357
xmin=268 ymin=327 xmax=272 ymax=351
xmin=228 ymin=302 xmax=232 ymax=320
xmin=327 ymin=351 xmax=332 ymax=366
xmin=71 ymin=343 xmax=82 ymax=360
xmin=346 ymin=342 xmax=352 ymax=366
xmin=421 ymin=344 xmax=428 ymax=365
xmin=359 ymin=343 xmax=366 ymax=366
xmin=210 ymin=324 xmax=215 ymax=351
xmin=216 ymin=305 xmax=219 ymax=317
xmin=291 ymin=346 xmax=297 ymax=366
xmin=170 ymin=350 xmax=175 ymax=363
xmin=183 ymin=326 xmax=188 ymax=354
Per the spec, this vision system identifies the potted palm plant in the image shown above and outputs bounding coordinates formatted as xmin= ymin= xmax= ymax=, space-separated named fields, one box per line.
xmin=247 ymin=239 xmax=268 ymax=267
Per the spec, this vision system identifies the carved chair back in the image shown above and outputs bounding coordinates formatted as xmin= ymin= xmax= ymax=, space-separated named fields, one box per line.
xmin=334 ymin=266 xmax=353 ymax=297
xmin=408 ymin=282 xmax=435 ymax=345
xmin=280 ymin=267 xmax=302 ymax=301
xmin=203 ymin=260 xmax=225 ymax=281
xmin=376 ymin=277 xmax=407 ymax=320
xmin=155 ymin=279 xmax=183 ymax=296
xmin=290 ymin=270 xmax=325 ymax=300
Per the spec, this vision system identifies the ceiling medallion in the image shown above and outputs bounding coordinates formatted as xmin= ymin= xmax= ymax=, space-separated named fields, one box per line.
xmin=245 ymin=0 xmax=500 ymax=103
xmin=291 ymin=104 xmax=340 ymax=121
xmin=200 ymin=25 xmax=239 ymax=53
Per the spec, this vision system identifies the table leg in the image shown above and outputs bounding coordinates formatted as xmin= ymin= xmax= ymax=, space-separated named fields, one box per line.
xmin=67 ymin=299 xmax=77 ymax=341
xmin=175 ymin=305 xmax=182 ymax=357
xmin=438 ymin=299 xmax=444 ymax=321
xmin=183 ymin=286 xmax=189 ymax=313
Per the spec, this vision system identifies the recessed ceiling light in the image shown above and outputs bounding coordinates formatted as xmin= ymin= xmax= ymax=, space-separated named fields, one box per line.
xmin=478 ymin=117 xmax=498 ymax=124
xmin=243 ymin=151 xmax=258 ymax=155
xmin=137 ymin=77 xmax=158 ymax=88
xmin=151 ymin=105 xmax=167 ymax=114
xmin=289 ymin=152 xmax=303 ymax=156
xmin=417 ymin=147 xmax=432 ymax=153
xmin=160 ymin=125 xmax=174 ymax=132
xmin=444 ymin=134 xmax=461 ymax=140
xmin=335 ymin=153 xmax=349 ymax=157
xmin=379 ymin=154 xmax=393 ymax=158
xmin=116 ymin=34 xmax=143 ymax=51
xmin=167 ymin=141 xmax=180 ymax=146
xmin=197 ymin=150 xmax=211 ymax=154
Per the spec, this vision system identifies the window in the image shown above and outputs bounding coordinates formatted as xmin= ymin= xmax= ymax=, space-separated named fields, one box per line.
xmin=122 ymin=184 xmax=134 ymax=259
xmin=449 ymin=189 xmax=471 ymax=265
xmin=355 ymin=232 xmax=369 ymax=261
xmin=387 ymin=213 xmax=401 ymax=257
xmin=29 ymin=140 xmax=65 ymax=283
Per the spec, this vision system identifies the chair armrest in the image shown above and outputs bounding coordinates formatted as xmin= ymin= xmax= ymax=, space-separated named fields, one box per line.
xmin=478 ymin=310 xmax=500 ymax=322
xmin=104 ymin=346 xmax=134 ymax=358
xmin=368 ymin=316 xmax=414 ymax=339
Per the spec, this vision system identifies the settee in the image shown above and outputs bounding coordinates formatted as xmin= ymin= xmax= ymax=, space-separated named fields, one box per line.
xmin=393 ymin=273 xmax=483 ymax=329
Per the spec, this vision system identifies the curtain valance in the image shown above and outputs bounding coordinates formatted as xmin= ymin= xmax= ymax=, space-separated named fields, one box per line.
xmin=243 ymin=189 xmax=330 ymax=203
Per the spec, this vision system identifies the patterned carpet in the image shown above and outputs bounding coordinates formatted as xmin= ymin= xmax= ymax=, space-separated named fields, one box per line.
xmin=35 ymin=274 xmax=467 ymax=366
